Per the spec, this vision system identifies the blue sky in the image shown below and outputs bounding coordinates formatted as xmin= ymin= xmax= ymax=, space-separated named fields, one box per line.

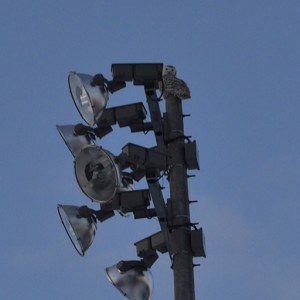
xmin=1 ymin=1 xmax=299 ymax=299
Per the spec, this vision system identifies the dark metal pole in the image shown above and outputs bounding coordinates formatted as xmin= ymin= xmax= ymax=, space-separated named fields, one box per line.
xmin=165 ymin=95 xmax=195 ymax=300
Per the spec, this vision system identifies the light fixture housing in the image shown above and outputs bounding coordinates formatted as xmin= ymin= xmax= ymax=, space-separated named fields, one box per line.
xmin=106 ymin=261 xmax=153 ymax=300
xmin=57 ymin=204 xmax=97 ymax=256
xmin=191 ymin=228 xmax=206 ymax=258
xmin=184 ymin=140 xmax=200 ymax=170
xmin=135 ymin=231 xmax=167 ymax=258
xmin=111 ymin=63 xmax=163 ymax=86
xmin=74 ymin=145 xmax=132 ymax=203
xmin=121 ymin=143 xmax=168 ymax=171
xmin=68 ymin=72 xmax=109 ymax=126
xmin=56 ymin=124 xmax=95 ymax=157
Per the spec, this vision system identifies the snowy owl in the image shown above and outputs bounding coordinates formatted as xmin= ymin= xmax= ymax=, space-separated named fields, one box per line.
xmin=158 ymin=65 xmax=191 ymax=100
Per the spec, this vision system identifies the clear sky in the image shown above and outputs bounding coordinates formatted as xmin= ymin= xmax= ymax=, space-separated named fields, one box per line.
xmin=1 ymin=1 xmax=299 ymax=299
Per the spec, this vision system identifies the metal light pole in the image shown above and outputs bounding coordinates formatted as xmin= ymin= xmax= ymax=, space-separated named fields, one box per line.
xmin=165 ymin=95 xmax=195 ymax=300
xmin=56 ymin=63 xmax=205 ymax=300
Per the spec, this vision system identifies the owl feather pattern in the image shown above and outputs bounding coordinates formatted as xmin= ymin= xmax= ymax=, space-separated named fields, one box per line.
xmin=158 ymin=65 xmax=191 ymax=100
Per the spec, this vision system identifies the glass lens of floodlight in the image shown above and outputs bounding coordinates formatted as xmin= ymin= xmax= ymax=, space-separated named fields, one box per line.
xmin=75 ymin=146 xmax=122 ymax=203
xmin=106 ymin=264 xmax=153 ymax=300
xmin=68 ymin=72 xmax=109 ymax=126
xmin=57 ymin=204 xmax=97 ymax=256
xmin=56 ymin=125 xmax=95 ymax=157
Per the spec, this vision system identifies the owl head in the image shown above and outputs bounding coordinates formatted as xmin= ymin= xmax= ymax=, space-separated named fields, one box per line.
xmin=162 ymin=65 xmax=176 ymax=76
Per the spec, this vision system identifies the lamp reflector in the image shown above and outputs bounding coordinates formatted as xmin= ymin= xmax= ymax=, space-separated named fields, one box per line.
xmin=57 ymin=204 xmax=97 ymax=256
xmin=68 ymin=72 xmax=109 ymax=126
xmin=74 ymin=145 xmax=123 ymax=203
xmin=56 ymin=125 xmax=95 ymax=157
xmin=106 ymin=263 xmax=153 ymax=300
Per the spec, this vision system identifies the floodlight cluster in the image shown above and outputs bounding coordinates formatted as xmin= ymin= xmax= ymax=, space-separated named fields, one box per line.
xmin=56 ymin=64 xmax=205 ymax=300
xmin=57 ymin=71 xmax=158 ymax=299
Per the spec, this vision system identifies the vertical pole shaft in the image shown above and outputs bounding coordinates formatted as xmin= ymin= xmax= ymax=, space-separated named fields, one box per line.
xmin=165 ymin=95 xmax=195 ymax=300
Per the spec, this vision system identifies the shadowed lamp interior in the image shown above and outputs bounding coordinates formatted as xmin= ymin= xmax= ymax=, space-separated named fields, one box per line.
xmin=68 ymin=72 xmax=109 ymax=126
xmin=106 ymin=261 xmax=153 ymax=300
xmin=57 ymin=204 xmax=97 ymax=256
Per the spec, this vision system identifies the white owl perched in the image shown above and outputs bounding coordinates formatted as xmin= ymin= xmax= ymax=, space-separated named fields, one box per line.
xmin=158 ymin=65 xmax=191 ymax=100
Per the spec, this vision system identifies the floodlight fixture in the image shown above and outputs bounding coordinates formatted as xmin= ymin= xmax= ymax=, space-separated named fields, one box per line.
xmin=98 ymin=189 xmax=157 ymax=219
xmin=68 ymin=72 xmax=109 ymax=126
xmin=111 ymin=189 xmax=151 ymax=213
xmin=106 ymin=260 xmax=153 ymax=300
xmin=121 ymin=143 xmax=168 ymax=171
xmin=57 ymin=204 xmax=97 ymax=256
xmin=135 ymin=231 xmax=167 ymax=258
xmin=56 ymin=124 xmax=95 ymax=157
xmin=111 ymin=63 xmax=163 ymax=86
xmin=74 ymin=145 xmax=133 ymax=203
xmin=95 ymin=102 xmax=148 ymax=131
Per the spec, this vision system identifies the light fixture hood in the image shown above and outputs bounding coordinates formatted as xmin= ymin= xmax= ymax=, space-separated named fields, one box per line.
xmin=56 ymin=124 xmax=95 ymax=157
xmin=68 ymin=72 xmax=109 ymax=126
xmin=106 ymin=261 xmax=153 ymax=300
xmin=57 ymin=204 xmax=97 ymax=256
